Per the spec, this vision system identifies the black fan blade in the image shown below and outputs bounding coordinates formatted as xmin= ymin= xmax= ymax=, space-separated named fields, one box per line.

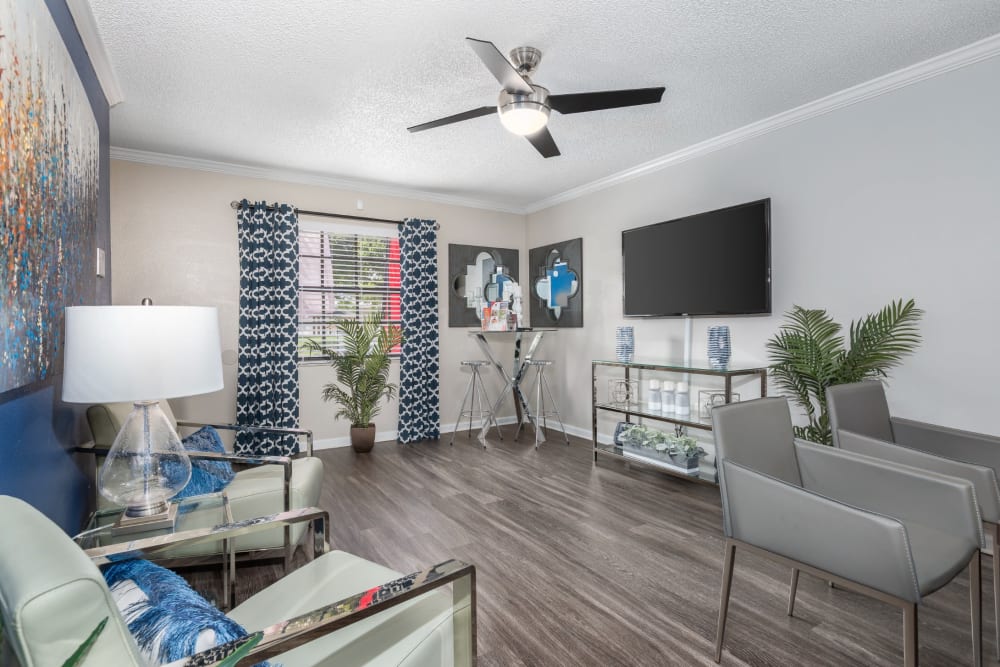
xmin=407 ymin=106 xmax=496 ymax=133
xmin=525 ymin=127 xmax=560 ymax=158
xmin=466 ymin=37 xmax=533 ymax=95
xmin=548 ymin=87 xmax=665 ymax=115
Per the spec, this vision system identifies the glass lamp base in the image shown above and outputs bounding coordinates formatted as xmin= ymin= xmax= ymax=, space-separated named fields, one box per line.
xmin=124 ymin=499 xmax=170 ymax=518
xmin=111 ymin=501 xmax=179 ymax=535
xmin=99 ymin=400 xmax=192 ymax=516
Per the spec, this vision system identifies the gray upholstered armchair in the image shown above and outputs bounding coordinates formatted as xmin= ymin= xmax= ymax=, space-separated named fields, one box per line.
xmin=84 ymin=400 xmax=323 ymax=570
xmin=712 ymin=397 xmax=983 ymax=667
xmin=0 ymin=496 xmax=476 ymax=666
xmin=828 ymin=379 xmax=1000 ymax=658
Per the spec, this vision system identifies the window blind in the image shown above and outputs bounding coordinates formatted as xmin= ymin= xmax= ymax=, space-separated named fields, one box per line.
xmin=298 ymin=226 xmax=401 ymax=359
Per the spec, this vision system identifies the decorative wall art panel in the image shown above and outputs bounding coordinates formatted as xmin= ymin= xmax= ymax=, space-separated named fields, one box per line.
xmin=447 ymin=243 xmax=519 ymax=327
xmin=0 ymin=0 xmax=99 ymax=394
xmin=529 ymin=237 xmax=583 ymax=328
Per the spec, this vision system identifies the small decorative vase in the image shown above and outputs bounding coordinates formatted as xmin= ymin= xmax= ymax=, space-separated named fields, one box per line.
xmin=615 ymin=326 xmax=634 ymax=363
xmin=707 ymin=325 xmax=731 ymax=370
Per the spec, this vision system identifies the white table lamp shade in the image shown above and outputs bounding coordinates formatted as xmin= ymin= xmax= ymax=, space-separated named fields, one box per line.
xmin=62 ymin=306 xmax=224 ymax=403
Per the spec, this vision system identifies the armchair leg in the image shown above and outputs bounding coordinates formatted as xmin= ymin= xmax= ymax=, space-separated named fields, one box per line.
xmin=903 ymin=603 xmax=918 ymax=667
xmin=787 ymin=568 xmax=799 ymax=617
xmin=715 ymin=540 xmax=737 ymax=663
xmin=970 ymin=550 xmax=982 ymax=667
xmin=284 ymin=525 xmax=293 ymax=574
xmin=453 ymin=567 xmax=478 ymax=666
xmin=990 ymin=522 xmax=999 ymax=661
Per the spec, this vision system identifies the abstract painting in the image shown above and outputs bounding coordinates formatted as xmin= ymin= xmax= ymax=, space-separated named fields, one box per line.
xmin=530 ymin=237 xmax=583 ymax=327
xmin=1 ymin=0 xmax=99 ymax=394
xmin=447 ymin=244 xmax=519 ymax=327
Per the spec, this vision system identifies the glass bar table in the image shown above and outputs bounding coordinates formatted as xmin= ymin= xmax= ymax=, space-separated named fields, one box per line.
xmin=469 ymin=328 xmax=556 ymax=447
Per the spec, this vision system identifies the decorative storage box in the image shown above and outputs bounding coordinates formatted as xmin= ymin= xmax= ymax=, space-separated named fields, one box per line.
xmin=618 ymin=423 xmax=704 ymax=476
xmin=699 ymin=390 xmax=740 ymax=419
xmin=607 ymin=379 xmax=639 ymax=406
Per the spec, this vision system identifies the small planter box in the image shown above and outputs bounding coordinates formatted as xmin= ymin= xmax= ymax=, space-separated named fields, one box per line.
xmin=621 ymin=443 xmax=701 ymax=476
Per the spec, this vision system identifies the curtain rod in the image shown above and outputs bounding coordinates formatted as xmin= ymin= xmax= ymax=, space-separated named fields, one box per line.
xmin=229 ymin=200 xmax=432 ymax=227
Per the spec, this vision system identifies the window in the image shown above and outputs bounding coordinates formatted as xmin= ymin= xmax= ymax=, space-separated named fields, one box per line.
xmin=298 ymin=219 xmax=401 ymax=360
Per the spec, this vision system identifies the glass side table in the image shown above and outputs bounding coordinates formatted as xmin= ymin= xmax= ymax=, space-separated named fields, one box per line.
xmin=74 ymin=493 xmax=237 ymax=607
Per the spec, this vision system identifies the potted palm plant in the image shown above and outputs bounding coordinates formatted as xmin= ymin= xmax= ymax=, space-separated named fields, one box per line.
xmin=766 ymin=298 xmax=923 ymax=445
xmin=305 ymin=315 xmax=403 ymax=453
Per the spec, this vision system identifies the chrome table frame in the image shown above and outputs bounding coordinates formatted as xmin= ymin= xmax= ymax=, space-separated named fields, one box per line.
xmin=76 ymin=492 xmax=240 ymax=608
xmin=470 ymin=329 xmax=554 ymax=447
xmin=77 ymin=443 xmax=301 ymax=573
xmin=82 ymin=508 xmax=477 ymax=666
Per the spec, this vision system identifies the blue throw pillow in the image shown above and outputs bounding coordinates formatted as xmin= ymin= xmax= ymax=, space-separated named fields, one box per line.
xmin=174 ymin=426 xmax=235 ymax=500
xmin=103 ymin=559 xmax=277 ymax=666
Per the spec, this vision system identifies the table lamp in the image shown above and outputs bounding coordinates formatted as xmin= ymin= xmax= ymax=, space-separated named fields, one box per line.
xmin=62 ymin=303 xmax=224 ymax=529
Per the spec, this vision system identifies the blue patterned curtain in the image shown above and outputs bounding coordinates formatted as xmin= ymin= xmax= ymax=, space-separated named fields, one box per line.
xmin=235 ymin=200 xmax=301 ymax=456
xmin=397 ymin=219 xmax=440 ymax=443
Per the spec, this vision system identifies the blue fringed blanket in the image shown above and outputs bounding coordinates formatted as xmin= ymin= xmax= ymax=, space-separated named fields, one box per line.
xmin=103 ymin=559 xmax=277 ymax=666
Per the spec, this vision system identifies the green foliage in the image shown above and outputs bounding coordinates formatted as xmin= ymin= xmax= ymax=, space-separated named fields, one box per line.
xmin=621 ymin=424 xmax=706 ymax=459
xmin=766 ymin=298 xmax=923 ymax=445
xmin=304 ymin=315 xmax=403 ymax=427
xmin=62 ymin=617 xmax=108 ymax=667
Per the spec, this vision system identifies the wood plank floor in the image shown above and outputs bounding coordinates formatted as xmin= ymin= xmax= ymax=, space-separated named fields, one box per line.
xmin=190 ymin=427 xmax=993 ymax=666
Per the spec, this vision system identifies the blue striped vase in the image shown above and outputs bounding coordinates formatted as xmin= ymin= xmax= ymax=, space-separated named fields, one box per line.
xmin=707 ymin=325 xmax=731 ymax=370
xmin=615 ymin=326 xmax=634 ymax=363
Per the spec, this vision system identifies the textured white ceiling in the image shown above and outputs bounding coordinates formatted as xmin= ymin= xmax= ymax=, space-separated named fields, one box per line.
xmin=90 ymin=0 xmax=1000 ymax=210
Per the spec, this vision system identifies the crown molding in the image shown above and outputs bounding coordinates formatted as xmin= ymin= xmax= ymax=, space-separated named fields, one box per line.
xmin=110 ymin=31 xmax=1000 ymax=217
xmin=65 ymin=0 xmax=124 ymax=107
xmin=110 ymin=147 xmax=527 ymax=215
xmin=523 ymin=32 xmax=1000 ymax=214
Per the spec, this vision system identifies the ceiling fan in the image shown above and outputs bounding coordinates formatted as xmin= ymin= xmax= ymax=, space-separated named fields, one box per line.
xmin=407 ymin=37 xmax=666 ymax=158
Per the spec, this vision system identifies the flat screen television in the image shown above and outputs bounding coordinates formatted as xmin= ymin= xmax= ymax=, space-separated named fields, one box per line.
xmin=622 ymin=199 xmax=771 ymax=317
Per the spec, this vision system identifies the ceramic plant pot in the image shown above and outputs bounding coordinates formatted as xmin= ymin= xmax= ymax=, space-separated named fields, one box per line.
xmin=350 ymin=424 xmax=376 ymax=453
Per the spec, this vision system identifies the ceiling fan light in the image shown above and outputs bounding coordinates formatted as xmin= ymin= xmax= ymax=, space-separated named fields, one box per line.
xmin=499 ymin=103 xmax=550 ymax=136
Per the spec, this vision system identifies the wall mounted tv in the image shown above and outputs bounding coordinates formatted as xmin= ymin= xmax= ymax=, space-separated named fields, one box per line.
xmin=622 ymin=198 xmax=771 ymax=317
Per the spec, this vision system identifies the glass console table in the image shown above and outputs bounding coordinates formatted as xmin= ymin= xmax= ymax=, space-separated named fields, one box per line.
xmin=74 ymin=493 xmax=238 ymax=606
xmin=592 ymin=360 xmax=768 ymax=486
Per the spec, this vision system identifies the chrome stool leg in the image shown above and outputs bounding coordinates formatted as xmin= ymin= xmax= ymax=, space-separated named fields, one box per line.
xmin=519 ymin=360 xmax=570 ymax=448
xmin=534 ymin=363 xmax=545 ymax=449
xmin=467 ymin=365 xmax=477 ymax=437
xmin=450 ymin=366 xmax=476 ymax=446
xmin=474 ymin=365 xmax=503 ymax=441
xmin=539 ymin=364 xmax=570 ymax=444
xmin=452 ymin=361 xmax=501 ymax=447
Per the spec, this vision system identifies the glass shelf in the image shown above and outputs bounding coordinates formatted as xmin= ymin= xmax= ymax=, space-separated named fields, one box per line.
xmin=591 ymin=359 xmax=767 ymax=376
xmin=594 ymin=401 xmax=713 ymax=431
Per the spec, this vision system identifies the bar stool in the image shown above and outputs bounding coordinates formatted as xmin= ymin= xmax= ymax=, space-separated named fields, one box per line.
xmin=450 ymin=360 xmax=503 ymax=446
xmin=516 ymin=359 xmax=570 ymax=448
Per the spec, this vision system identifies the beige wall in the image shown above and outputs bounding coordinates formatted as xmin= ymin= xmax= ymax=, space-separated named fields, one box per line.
xmin=110 ymin=160 xmax=526 ymax=445
xmin=113 ymin=54 xmax=1000 ymax=448
xmin=527 ymin=54 xmax=1000 ymax=440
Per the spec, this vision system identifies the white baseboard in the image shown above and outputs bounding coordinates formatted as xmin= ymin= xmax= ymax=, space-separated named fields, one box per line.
xmin=312 ymin=418 xmax=717 ymax=468
xmin=313 ymin=434 xmax=391 ymax=450
xmin=312 ymin=416 xmax=520 ymax=450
